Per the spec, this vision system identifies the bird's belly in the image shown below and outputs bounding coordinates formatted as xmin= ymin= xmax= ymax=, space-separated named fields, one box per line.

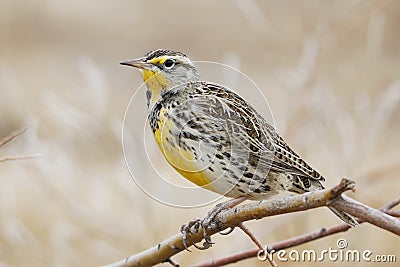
xmin=154 ymin=132 xmax=219 ymax=190
xmin=153 ymin=126 xmax=282 ymax=197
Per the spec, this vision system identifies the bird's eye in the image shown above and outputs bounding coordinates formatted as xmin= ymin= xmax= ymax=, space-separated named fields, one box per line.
xmin=164 ymin=59 xmax=175 ymax=69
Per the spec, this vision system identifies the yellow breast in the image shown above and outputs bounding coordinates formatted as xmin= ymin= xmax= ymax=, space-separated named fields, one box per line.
xmin=153 ymin=107 xmax=213 ymax=188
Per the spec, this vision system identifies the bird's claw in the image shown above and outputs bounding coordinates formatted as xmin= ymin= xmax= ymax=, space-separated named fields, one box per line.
xmin=181 ymin=218 xmax=216 ymax=251
xmin=219 ymin=226 xmax=235 ymax=235
xmin=181 ymin=198 xmax=247 ymax=251
xmin=192 ymin=235 xmax=213 ymax=250
xmin=181 ymin=218 xmax=202 ymax=251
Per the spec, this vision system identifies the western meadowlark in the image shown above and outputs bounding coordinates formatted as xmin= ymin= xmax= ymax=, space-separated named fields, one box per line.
xmin=121 ymin=49 xmax=357 ymax=247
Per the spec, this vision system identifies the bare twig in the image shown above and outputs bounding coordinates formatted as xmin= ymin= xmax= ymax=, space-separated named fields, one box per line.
xmin=381 ymin=197 xmax=400 ymax=211
xmin=238 ymin=223 xmax=277 ymax=267
xmin=103 ymin=179 xmax=356 ymax=267
xmin=163 ymin=258 xmax=179 ymax=267
xmin=331 ymin=195 xmax=400 ymax=235
xmin=0 ymin=127 xmax=39 ymax=163
xmin=192 ymin=200 xmax=400 ymax=267
xmin=385 ymin=210 xmax=400 ymax=217
xmin=0 ymin=154 xmax=40 ymax=163
xmin=103 ymin=179 xmax=399 ymax=267
xmin=0 ymin=127 xmax=27 ymax=147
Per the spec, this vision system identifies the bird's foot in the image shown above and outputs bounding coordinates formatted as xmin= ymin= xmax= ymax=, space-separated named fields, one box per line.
xmin=180 ymin=197 xmax=248 ymax=251
xmin=180 ymin=218 xmax=213 ymax=251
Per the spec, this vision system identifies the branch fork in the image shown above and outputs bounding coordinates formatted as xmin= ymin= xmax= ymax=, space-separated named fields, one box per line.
xmin=103 ymin=179 xmax=400 ymax=267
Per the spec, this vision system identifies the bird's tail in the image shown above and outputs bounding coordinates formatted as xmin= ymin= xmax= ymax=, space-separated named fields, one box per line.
xmin=328 ymin=207 xmax=359 ymax=227
xmin=290 ymin=176 xmax=359 ymax=226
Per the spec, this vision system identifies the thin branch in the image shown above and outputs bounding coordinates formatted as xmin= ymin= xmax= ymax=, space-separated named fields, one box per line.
xmin=0 ymin=127 xmax=27 ymax=147
xmin=0 ymin=127 xmax=39 ymax=163
xmin=192 ymin=200 xmax=400 ymax=267
xmin=331 ymin=195 xmax=399 ymax=235
xmin=0 ymin=154 xmax=41 ymax=163
xmin=163 ymin=258 xmax=179 ymax=267
xmin=385 ymin=210 xmax=400 ymax=217
xmin=238 ymin=223 xmax=278 ymax=267
xmin=381 ymin=197 xmax=400 ymax=211
xmin=103 ymin=179 xmax=399 ymax=267
xmin=103 ymin=179 xmax=346 ymax=267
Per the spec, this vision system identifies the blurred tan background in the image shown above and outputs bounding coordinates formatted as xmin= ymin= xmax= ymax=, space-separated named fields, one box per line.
xmin=1 ymin=1 xmax=399 ymax=266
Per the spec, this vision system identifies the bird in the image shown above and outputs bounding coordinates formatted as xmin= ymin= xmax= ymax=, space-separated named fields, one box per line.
xmin=121 ymin=49 xmax=357 ymax=248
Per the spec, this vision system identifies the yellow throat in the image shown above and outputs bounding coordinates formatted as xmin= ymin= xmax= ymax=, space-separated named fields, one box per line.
xmin=142 ymin=69 xmax=169 ymax=106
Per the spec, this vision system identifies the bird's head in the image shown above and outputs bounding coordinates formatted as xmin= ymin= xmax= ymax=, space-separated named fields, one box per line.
xmin=121 ymin=49 xmax=200 ymax=104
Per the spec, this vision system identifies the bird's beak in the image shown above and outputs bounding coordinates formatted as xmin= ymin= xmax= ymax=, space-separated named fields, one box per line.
xmin=120 ymin=57 xmax=152 ymax=70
